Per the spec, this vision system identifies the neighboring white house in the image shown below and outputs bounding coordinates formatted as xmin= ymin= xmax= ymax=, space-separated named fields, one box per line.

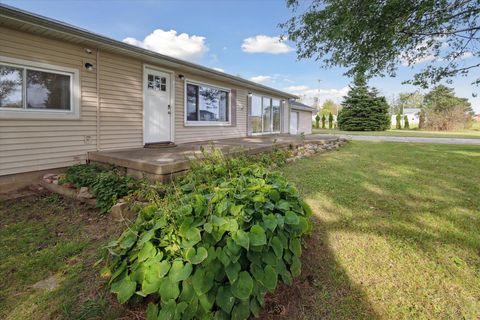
xmin=391 ymin=108 xmax=421 ymax=125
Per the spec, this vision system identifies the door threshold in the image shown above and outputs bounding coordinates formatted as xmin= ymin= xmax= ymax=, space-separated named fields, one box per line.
xmin=144 ymin=142 xmax=177 ymax=148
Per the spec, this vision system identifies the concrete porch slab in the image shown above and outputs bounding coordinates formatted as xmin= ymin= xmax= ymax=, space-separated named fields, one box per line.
xmin=88 ymin=135 xmax=337 ymax=182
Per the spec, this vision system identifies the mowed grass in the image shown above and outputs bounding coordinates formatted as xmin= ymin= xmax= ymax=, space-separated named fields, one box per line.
xmin=0 ymin=193 xmax=127 ymax=320
xmin=312 ymin=122 xmax=480 ymax=139
xmin=277 ymin=141 xmax=480 ymax=319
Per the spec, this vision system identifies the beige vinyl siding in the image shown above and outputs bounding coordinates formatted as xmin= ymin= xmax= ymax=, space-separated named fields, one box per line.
xmin=98 ymin=51 xmax=143 ymax=149
xmin=298 ymin=110 xmax=313 ymax=135
xmin=174 ymin=74 xmax=248 ymax=144
xmin=0 ymin=27 xmax=98 ymax=176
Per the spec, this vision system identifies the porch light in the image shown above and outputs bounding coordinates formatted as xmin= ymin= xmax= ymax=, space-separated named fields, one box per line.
xmin=84 ymin=62 xmax=94 ymax=71
xmin=248 ymin=92 xmax=253 ymax=98
xmin=84 ymin=48 xmax=93 ymax=54
xmin=178 ymin=74 xmax=185 ymax=80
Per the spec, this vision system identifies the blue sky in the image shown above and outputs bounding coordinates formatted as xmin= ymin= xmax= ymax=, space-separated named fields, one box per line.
xmin=3 ymin=0 xmax=479 ymax=112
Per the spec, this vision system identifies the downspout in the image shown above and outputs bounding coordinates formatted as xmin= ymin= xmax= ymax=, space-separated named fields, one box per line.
xmin=96 ymin=48 xmax=100 ymax=151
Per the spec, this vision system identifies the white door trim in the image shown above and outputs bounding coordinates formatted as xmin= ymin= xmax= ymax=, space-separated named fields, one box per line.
xmin=143 ymin=64 xmax=175 ymax=144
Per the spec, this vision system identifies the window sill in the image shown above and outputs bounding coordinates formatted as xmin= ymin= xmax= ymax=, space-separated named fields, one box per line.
xmin=0 ymin=109 xmax=80 ymax=120
xmin=184 ymin=121 xmax=231 ymax=127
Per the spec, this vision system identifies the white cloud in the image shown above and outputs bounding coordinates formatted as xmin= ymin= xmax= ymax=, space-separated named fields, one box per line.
xmin=249 ymin=75 xmax=272 ymax=83
xmin=123 ymin=29 xmax=208 ymax=61
xmin=212 ymin=67 xmax=225 ymax=72
xmin=283 ymin=85 xmax=310 ymax=92
xmin=241 ymin=35 xmax=294 ymax=54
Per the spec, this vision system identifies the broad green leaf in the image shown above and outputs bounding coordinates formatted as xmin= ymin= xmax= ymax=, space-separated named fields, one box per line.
xmin=181 ymin=297 xmax=198 ymax=320
xmin=285 ymin=211 xmax=300 ymax=225
xmin=290 ymin=255 xmax=301 ymax=277
xmin=268 ymin=189 xmax=280 ymax=202
xmin=231 ymin=271 xmax=253 ymax=300
xmin=218 ymin=247 xmax=231 ymax=267
xmin=250 ymin=297 xmax=262 ymax=317
xmin=263 ymin=265 xmax=278 ymax=291
xmin=175 ymin=301 xmax=188 ymax=319
xmin=289 ymin=238 xmax=302 ymax=256
xmin=262 ymin=214 xmax=277 ymax=231
xmin=225 ymin=261 xmax=241 ymax=284
xmin=183 ymin=227 xmax=201 ymax=247
xmin=198 ymin=291 xmax=215 ymax=312
xmin=185 ymin=247 xmax=208 ymax=264
xmin=249 ymin=225 xmax=266 ymax=246
xmin=146 ymin=303 xmax=158 ymax=320
xmin=204 ymin=222 xmax=213 ymax=233
xmin=233 ymin=229 xmax=249 ymax=250
xmin=270 ymin=236 xmax=283 ymax=258
xmin=138 ymin=241 xmax=157 ymax=262
xmin=179 ymin=279 xmax=195 ymax=303
xmin=159 ymin=278 xmax=180 ymax=301
xmin=212 ymin=215 xmax=227 ymax=226
xmin=277 ymin=200 xmax=290 ymax=211
xmin=192 ymin=268 xmax=214 ymax=295
xmin=216 ymin=286 xmax=235 ymax=314
xmin=169 ymin=260 xmax=192 ymax=282
xmin=230 ymin=204 xmax=243 ymax=216
xmin=157 ymin=299 xmax=176 ymax=320
xmin=250 ymin=264 xmax=264 ymax=283
xmin=120 ymin=230 xmax=137 ymax=249
xmin=231 ymin=300 xmax=250 ymax=320
xmin=111 ymin=275 xmax=136 ymax=304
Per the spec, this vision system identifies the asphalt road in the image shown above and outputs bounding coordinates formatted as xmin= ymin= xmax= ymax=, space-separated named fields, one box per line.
xmin=311 ymin=134 xmax=480 ymax=145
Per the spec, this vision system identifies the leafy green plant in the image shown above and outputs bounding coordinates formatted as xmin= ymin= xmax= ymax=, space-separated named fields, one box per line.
xmin=328 ymin=112 xmax=334 ymax=129
xmin=63 ymin=164 xmax=106 ymax=188
xmin=91 ymin=170 xmax=140 ymax=213
xmin=315 ymin=113 xmax=320 ymax=128
xmin=404 ymin=115 xmax=410 ymax=129
xmin=103 ymin=149 xmax=311 ymax=319
xmin=396 ymin=112 xmax=402 ymax=129
xmin=321 ymin=114 xmax=326 ymax=128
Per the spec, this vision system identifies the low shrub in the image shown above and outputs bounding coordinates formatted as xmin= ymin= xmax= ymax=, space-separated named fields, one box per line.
xmin=63 ymin=164 xmax=140 ymax=213
xmin=103 ymin=149 xmax=311 ymax=319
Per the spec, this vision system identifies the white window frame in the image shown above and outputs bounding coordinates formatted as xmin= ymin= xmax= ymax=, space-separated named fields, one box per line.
xmin=250 ymin=93 xmax=282 ymax=135
xmin=0 ymin=56 xmax=80 ymax=120
xmin=184 ymin=79 xmax=231 ymax=126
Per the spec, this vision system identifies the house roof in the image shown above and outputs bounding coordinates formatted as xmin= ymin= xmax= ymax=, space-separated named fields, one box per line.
xmin=403 ymin=108 xmax=421 ymax=114
xmin=0 ymin=4 xmax=298 ymax=99
xmin=289 ymin=100 xmax=315 ymax=112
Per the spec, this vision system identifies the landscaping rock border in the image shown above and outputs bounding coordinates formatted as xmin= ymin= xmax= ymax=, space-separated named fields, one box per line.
xmin=286 ymin=138 xmax=348 ymax=162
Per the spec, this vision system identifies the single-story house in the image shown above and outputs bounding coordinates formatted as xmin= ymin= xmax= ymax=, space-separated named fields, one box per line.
xmin=391 ymin=108 xmax=421 ymax=126
xmin=0 ymin=5 xmax=303 ymax=182
xmin=288 ymin=101 xmax=315 ymax=135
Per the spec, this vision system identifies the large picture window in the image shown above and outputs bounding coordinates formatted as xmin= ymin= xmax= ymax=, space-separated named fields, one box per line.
xmin=250 ymin=94 xmax=282 ymax=134
xmin=186 ymin=82 xmax=229 ymax=124
xmin=0 ymin=56 xmax=79 ymax=119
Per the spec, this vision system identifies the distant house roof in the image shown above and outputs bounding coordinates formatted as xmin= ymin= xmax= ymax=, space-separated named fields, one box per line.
xmin=289 ymin=100 xmax=315 ymax=112
xmin=403 ymin=108 xmax=421 ymax=114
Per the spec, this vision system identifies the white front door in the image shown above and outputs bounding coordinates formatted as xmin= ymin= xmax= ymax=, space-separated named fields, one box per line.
xmin=290 ymin=111 xmax=298 ymax=134
xmin=144 ymin=68 xmax=171 ymax=143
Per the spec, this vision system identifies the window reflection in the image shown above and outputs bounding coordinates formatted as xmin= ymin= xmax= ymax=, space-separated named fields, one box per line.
xmin=0 ymin=65 xmax=23 ymax=108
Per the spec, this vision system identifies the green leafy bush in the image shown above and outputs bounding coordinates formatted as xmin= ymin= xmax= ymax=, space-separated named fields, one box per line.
xmin=64 ymin=164 xmax=106 ymax=188
xmin=104 ymin=150 xmax=311 ymax=319
xmin=63 ymin=164 xmax=139 ymax=213
xmin=91 ymin=170 xmax=140 ymax=213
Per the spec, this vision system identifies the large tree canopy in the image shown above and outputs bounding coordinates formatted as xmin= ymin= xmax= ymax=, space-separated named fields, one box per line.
xmin=281 ymin=0 xmax=480 ymax=88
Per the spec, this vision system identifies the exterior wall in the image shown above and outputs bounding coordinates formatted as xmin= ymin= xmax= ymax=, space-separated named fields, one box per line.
xmin=98 ymin=51 xmax=143 ymax=149
xmin=174 ymin=74 xmax=248 ymax=144
xmin=0 ymin=27 xmax=98 ymax=176
xmin=298 ymin=110 xmax=313 ymax=135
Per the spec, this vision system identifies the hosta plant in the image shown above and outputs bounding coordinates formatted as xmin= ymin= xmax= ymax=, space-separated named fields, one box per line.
xmin=103 ymin=149 xmax=311 ymax=319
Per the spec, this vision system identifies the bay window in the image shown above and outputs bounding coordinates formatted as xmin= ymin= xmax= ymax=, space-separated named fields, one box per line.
xmin=0 ymin=56 xmax=79 ymax=119
xmin=186 ymin=81 xmax=230 ymax=124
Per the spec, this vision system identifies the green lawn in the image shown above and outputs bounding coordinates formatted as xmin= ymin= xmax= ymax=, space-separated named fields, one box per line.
xmin=0 ymin=194 xmax=127 ymax=320
xmin=312 ymin=122 xmax=480 ymax=139
xmin=274 ymin=141 xmax=480 ymax=319
xmin=1 ymin=142 xmax=479 ymax=320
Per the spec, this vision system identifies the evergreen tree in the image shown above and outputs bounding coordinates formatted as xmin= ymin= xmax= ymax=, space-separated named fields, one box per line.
xmin=315 ymin=113 xmax=320 ymax=128
xmin=396 ymin=112 xmax=402 ymax=129
xmin=337 ymin=73 xmax=391 ymax=131
xmin=328 ymin=112 xmax=333 ymax=129
xmin=321 ymin=114 xmax=326 ymax=128
xmin=404 ymin=115 xmax=409 ymax=129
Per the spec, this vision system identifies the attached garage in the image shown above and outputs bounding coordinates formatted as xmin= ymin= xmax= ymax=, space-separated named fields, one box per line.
xmin=289 ymin=101 xmax=315 ymax=135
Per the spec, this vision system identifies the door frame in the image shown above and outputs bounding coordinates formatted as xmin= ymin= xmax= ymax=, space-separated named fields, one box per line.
xmin=142 ymin=64 xmax=176 ymax=144
xmin=290 ymin=110 xmax=299 ymax=135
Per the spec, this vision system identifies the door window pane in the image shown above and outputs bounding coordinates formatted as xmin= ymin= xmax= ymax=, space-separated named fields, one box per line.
xmin=26 ymin=69 xmax=71 ymax=110
xmin=251 ymin=95 xmax=262 ymax=133
xmin=262 ymin=97 xmax=271 ymax=133
xmin=272 ymin=99 xmax=281 ymax=132
xmin=0 ymin=65 xmax=23 ymax=108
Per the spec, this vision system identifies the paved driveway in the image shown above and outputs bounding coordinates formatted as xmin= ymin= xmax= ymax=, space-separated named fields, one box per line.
xmin=311 ymin=134 xmax=480 ymax=145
